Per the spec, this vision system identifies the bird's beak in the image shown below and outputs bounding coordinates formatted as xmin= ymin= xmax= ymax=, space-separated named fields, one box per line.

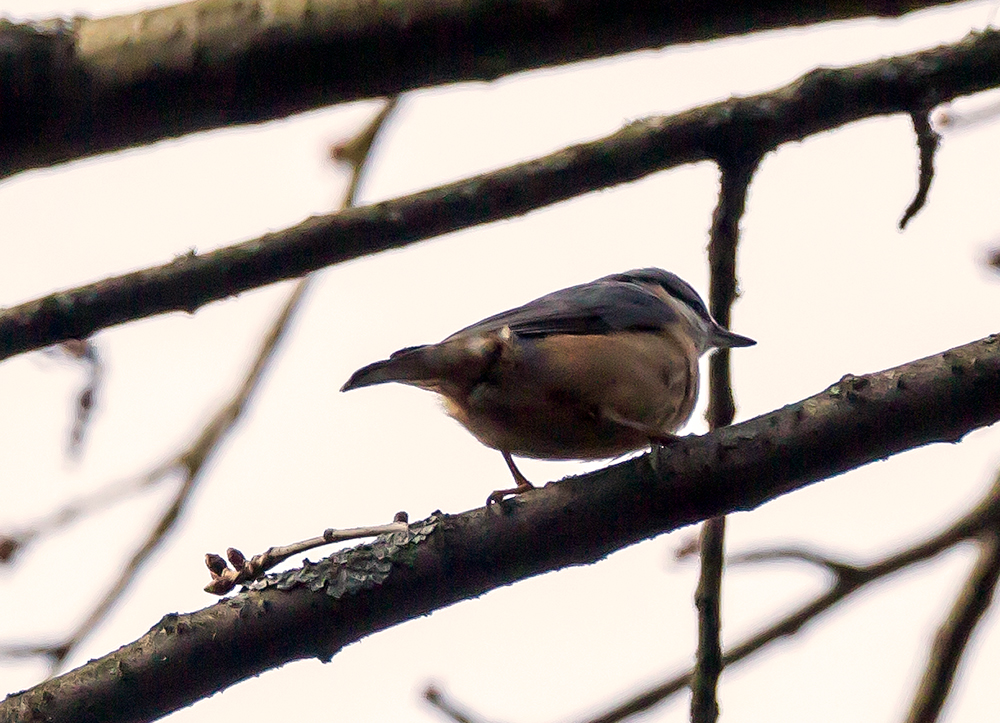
xmin=710 ymin=326 xmax=756 ymax=348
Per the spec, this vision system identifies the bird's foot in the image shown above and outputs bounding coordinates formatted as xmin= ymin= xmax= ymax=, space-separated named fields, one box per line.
xmin=489 ymin=450 xmax=537 ymax=506
xmin=486 ymin=482 xmax=535 ymax=507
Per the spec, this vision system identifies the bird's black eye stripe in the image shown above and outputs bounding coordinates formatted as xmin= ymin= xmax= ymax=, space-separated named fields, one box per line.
xmin=656 ymin=275 xmax=709 ymax=319
xmin=602 ymin=268 xmax=711 ymax=323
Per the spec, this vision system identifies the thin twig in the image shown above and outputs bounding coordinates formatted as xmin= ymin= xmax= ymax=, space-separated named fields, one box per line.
xmin=424 ymin=684 xmax=491 ymax=723
xmin=331 ymin=97 xmax=400 ymax=206
xmin=205 ymin=514 xmax=411 ymax=595
xmin=899 ymin=109 xmax=941 ymax=230
xmin=0 ymin=463 xmax=171 ymax=566
xmin=933 ymin=97 xmax=1000 ymax=132
xmin=579 ymin=476 xmax=1000 ymax=723
xmin=0 ymin=97 xmax=401 ymax=673
xmin=691 ymin=516 xmax=726 ymax=723
xmin=55 ymin=339 xmax=103 ymax=458
xmin=726 ymin=546 xmax=863 ymax=580
xmin=691 ymin=155 xmax=760 ymax=723
xmin=903 ymin=530 xmax=1000 ymax=723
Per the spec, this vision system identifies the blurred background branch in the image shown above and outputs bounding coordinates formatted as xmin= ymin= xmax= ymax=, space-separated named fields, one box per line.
xmin=0 ymin=98 xmax=400 ymax=673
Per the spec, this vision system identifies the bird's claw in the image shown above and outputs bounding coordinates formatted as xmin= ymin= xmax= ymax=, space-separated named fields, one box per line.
xmin=486 ymin=482 xmax=535 ymax=507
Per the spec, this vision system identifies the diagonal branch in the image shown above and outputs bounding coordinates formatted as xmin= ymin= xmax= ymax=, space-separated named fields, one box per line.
xmin=582 ymin=473 xmax=1000 ymax=723
xmin=903 ymin=530 xmax=1000 ymax=723
xmin=3 ymin=332 xmax=1000 ymax=723
xmin=5 ymin=28 xmax=1000 ymax=363
xmin=726 ymin=546 xmax=863 ymax=579
xmin=424 ymin=684 xmax=491 ymax=723
xmin=0 ymin=99 xmax=400 ymax=672
xmin=49 ymin=276 xmax=310 ymax=671
xmin=0 ymin=0 xmax=963 ymax=179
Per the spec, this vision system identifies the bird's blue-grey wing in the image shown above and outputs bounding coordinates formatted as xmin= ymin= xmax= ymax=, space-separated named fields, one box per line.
xmin=447 ymin=280 xmax=678 ymax=339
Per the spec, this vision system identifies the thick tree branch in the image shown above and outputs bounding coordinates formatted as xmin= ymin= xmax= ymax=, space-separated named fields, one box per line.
xmin=583 ymin=473 xmax=1000 ymax=723
xmin=0 ymin=0 xmax=964 ymax=179
xmin=3 ymin=28 xmax=1000 ymax=363
xmin=2 ymin=333 xmax=1000 ymax=723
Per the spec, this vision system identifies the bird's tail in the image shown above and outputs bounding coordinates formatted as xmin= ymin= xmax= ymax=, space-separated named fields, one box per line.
xmin=340 ymin=345 xmax=436 ymax=391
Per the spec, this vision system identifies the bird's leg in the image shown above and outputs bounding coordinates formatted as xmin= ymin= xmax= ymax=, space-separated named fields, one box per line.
xmin=647 ymin=432 xmax=681 ymax=476
xmin=486 ymin=451 xmax=536 ymax=505
xmin=600 ymin=408 xmax=680 ymax=476
xmin=601 ymin=408 xmax=680 ymax=447
xmin=648 ymin=431 xmax=681 ymax=448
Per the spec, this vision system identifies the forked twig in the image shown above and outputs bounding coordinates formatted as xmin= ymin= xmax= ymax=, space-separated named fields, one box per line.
xmin=205 ymin=513 xmax=410 ymax=595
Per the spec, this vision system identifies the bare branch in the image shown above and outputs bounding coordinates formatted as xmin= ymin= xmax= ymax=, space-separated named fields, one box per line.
xmin=424 ymin=684 xmax=492 ymax=723
xmin=692 ymin=156 xmax=760 ymax=723
xmin=581 ymin=477 xmax=1000 ymax=723
xmin=205 ymin=514 xmax=411 ymax=595
xmin=6 ymin=29 xmax=1000 ymax=363
xmin=51 ymin=339 xmax=103 ymax=457
xmin=706 ymin=158 xmax=759 ymax=427
xmin=694 ymin=153 xmax=759 ymax=722
xmin=727 ymin=546 xmax=863 ymax=580
xmin=3 ymin=333 xmax=1000 ymax=722
xmin=904 ymin=530 xmax=1000 ymax=723
xmin=0 ymin=0 xmax=964 ymax=179
xmin=899 ymin=109 xmax=941 ymax=229
xmin=0 ymin=99 xmax=401 ymax=672
xmin=691 ymin=516 xmax=726 ymax=723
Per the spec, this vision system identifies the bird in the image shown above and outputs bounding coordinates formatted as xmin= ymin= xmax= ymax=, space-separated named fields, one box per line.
xmin=341 ymin=268 xmax=755 ymax=505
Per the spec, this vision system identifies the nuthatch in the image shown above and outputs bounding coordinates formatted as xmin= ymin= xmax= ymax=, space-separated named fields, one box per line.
xmin=341 ymin=268 xmax=755 ymax=505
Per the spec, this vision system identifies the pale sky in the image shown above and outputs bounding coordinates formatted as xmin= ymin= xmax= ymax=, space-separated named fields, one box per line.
xmin=2 ymin=2 xmax=1000 ymax=722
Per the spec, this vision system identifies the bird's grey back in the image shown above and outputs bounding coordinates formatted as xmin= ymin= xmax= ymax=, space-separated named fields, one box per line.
xmin=598 ymin=268 xmax=713 ymax=326
xmin=446 ymin=273 xmax=684 ymax=340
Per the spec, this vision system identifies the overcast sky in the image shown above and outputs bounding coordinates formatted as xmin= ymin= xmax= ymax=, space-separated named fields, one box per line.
xmin=3 ymin=2 xmax=1000 ymax=722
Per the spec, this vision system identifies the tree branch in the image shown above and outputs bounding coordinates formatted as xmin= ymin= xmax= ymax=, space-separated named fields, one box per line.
xmin=581 ymin=471 xmax=1000 ymax=723
xmin=903 ymin=530 xmax=1000 ymax=723
xmin=4 ymin=28 xmax=1000 ymax=363
xmin=691 ymin=515 xmax=726 ymax=723
xmin=0 ymin=99 xmax=399 ymax=671
xmin=424 ymin=684 xmax=491 ymax=723
xmin=691 ymin=155 xmax=760 ymax=723
xmin=3 ymin=332 xmax=1000 ymax=723
xmin=0 ymin=0 xmax=964 ymax=179
xmin=898 ymin=108 xmax=941 ymax=229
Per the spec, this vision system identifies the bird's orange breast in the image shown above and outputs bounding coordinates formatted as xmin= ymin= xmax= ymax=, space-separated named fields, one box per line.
xmin=441 ymin=329 xmax=699 ymax=459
